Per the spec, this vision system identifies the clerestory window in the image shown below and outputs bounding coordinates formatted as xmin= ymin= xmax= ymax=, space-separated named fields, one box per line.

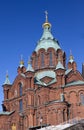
xmin=49 ymin=51 xmax=53 ymax=66
xmin=41 ymin=52 xmax=44 ymax=68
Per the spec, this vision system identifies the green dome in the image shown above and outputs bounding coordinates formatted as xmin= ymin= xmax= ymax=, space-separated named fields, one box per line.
xmin=35 ymin=22 xmax=61 ymax=52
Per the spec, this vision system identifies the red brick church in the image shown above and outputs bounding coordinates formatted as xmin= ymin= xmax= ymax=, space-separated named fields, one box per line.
xmin=0 ymin=13 xmax=84 ymax=130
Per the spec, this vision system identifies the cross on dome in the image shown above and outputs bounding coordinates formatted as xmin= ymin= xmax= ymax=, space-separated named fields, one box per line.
xmin=3 ymin=70 xmax=11 ymax=85
xmin=45 ymin=11 xmax=48 ymax=22
xmin=42 ymin=11 xmax=51 ymax=28
xmin=69 ymin=50 xmax=74 ymax=63
xmin=19 ymin=54 xmax=24 ymax=68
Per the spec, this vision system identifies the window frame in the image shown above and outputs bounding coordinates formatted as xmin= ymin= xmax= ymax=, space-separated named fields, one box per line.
xmin=49 ymin=51 xmax=53 ymax=66
xmin=35 ymin=56 xmax=38 ymax=69
xmin=41 ymin=52 xmax=45 ymax=68
xmin=19 ymin=83 xmax=23 ymax=96
xmin=80 ymin=93 xmax=84 ymax=105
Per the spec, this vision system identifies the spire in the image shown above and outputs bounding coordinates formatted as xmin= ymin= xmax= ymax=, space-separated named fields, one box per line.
xmin=3 ymin=71 xmax=11 ymax=85
xmin=45 ymin=11 xmax=48 ymax=22
xmin=42 ymin=11 xmax=51 ymax=28
xmin=69 ymin=50 xmax=74 ymax=63
xmin=26 ymin=59 xmax=34 ymax=72
xmin=40 ymin=11 xmax=53 ymax=40
xmin=19 ymin=55 xmax=24 ymax=68
xmin=35 ymin=12 xmax=61 ymax=52
xmin=56 ymin=55 xmax=65 ymax=70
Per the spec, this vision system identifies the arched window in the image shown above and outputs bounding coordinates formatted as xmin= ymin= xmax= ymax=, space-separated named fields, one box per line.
xmin=80 ymin=93 xmax=84 ymax=105
xmin=35 ymin=57 xmax=38 ymax=69
xmin=49 ymin=51 xmax=53 ymax=66
xmin=19 ymin=83 xmax=23 ymax=96
xmin=63 ymin=109 xmax=66 ymax=122
xmin=41 ymin=52 xmax=44 ymax=67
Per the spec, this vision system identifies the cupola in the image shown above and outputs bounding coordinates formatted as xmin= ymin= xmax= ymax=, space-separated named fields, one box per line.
xmin=26 ymin=60 xmax=34 ymax=72
xmin=17 ymin=55 xmax=26 ymax=74
xmin=3 ymin=71 xmax=11 ymax=85
xmin=68 ymin=51 xmax=77 ymax=71
xmin=35 ymin=11 xmax=61 ymax=52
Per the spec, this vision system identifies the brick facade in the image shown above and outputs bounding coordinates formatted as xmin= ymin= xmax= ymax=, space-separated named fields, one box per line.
xmin=0 ymin=15 xmax=84 ymax=130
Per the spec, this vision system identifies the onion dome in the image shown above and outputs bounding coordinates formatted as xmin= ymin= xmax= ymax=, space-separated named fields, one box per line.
xmin=26 ymin=60 xmax=34 ymax=72
xmin=69 ymin=50 xmax=74 ymax=63
xmin=19 ymin=55 xmax=24 ymax=68
xmin=3 ymin=71 xmax=11 ymax=85
xmin=42 ymin=11 xmax=51 ymax=29
xmin=35 ymin=11 xmax=61 ymax=52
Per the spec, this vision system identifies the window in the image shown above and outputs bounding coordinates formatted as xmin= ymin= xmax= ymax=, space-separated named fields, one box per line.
xmin=38 ymin=95 xmax=41 ymax=105
xmin=41 ymin=52 xmax=44 ymax=67
xmin=80 ymin=93 xmax=84 ymax=105
xmin=63 ymin=109 xmax=66 ymax=122
xmin=49 ymin=51 xmax=53 ymax=66
xmin=19 ymin=83 xmax=22 ymax=96
xmin=35 ymin=57 xmax=38 ymax=69
xmin=19 ymin=99 xmax=23 ymax=111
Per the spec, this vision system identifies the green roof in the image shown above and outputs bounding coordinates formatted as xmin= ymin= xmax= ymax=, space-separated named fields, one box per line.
xmin=65 ymin=80 xmax=84 ymax=87
xmin=0 ymin=111 xmax=14 ymax=115
xmin=35 ymin=23 xmax=61 ymax=52
xmin=56 ymin=61 xmax=65 ymax=70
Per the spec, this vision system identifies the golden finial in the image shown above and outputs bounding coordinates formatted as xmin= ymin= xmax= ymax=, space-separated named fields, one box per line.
xmin=42 ymin=11 xmax=51 ymax=28
xmin=70 ymin=50 xmax=72 ymax=56
xmin=6 ymin=70 xmax=9 ymax=78
xmin=27 ymin=56 xmax=31 ymax=64
xmin=3 ymin=70 xmax=11 ymax=85
xmin=20 ymin=54 xmax=24 ymax=65
xmin=69 ymin=50 xmax=74 ymax=60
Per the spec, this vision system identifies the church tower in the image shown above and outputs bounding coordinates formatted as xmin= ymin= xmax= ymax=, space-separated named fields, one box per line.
xmin=0 ymin=12 xmax=84 ymax=130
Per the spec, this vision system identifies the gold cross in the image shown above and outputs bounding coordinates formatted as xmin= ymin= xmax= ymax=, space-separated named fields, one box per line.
xmin=45 ymin=11 xmax=48 ymax=22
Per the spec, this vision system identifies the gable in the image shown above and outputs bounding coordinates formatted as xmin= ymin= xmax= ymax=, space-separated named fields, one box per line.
xmin=40 ymin=76 xmax=54 ymax=84
xmin=66 ymin=70 xmax=84 ymax=83
xmin=34 ymin=70 xmax=56 ymax=86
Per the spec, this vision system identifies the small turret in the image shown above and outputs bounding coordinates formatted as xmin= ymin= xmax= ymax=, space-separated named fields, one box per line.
xmin=3 ymin=71 xmax=11 ymax=85
xmin=35 ymin=11 xmax=60 ymax=52
xmin=56 ymin=55 xmax=65 ymax=70
xmin=17 ymin=55 xmax=26 ymax=74
xmin=69 ymin=50 xmax=74 ymax=64
xmin=26 ymin=60 xmax=34 ymax=72
xmin=55 ymin=55 xmax=65 ymax=87
xmin=3 ymin=71 xmax=11 ymax=100
xmin=68 ymin=51 xmax=77 ymax=71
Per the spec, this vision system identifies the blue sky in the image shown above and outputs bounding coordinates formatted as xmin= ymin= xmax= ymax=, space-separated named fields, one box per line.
xmin=0 ymin=0 xmax=84 ymax=110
